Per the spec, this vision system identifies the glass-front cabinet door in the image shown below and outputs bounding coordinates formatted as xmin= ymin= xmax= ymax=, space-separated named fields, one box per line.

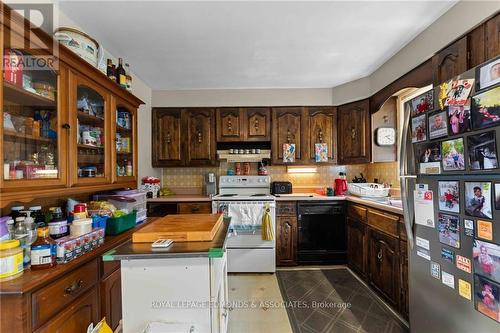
xmin=70 ymin=73 xmax=111 ymax=185
xmin=112 ymin=96 xmax=137 ymax=183
xmin=1 ymin=35 xmax=68 ymax=189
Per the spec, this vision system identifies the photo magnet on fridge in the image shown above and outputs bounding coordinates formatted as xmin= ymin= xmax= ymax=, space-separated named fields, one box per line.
xmin=445 ymin=79 xmax=474 ymax=107
xmin=441 ymin=138 xmax=465 ymax=171
xmin=471 ymin=85 xmax=500 ymax=130
xmin=459 ymin=279 xmax=472 ymax=301
xmin=438 ymin=213 xmax=460 ymax=248
xmin=476 ymin=56 xmax=500 ymax=91
xmin=441 ymin=247 xmax=455 ymax=263
xmin=416 ymin=236 xmax=430 ymax=250
xmin=465 ymin=182 xmax=493 ymax=219
xmin=438 ymin=181 xmax=460 ymax=213
xmin=428 ymin=110 xmax=448 ymax=139
xmin=467 ymin=131 xmax=498 ymax=171
xmin=410 ymin=89 xmax=434 ymax=117
xmin=415 ymin=142 xmax=441 ymax=174
xmin=417 ymin=248 xmax=431 ymax=261
xmin=411 ymin=114 xmax=427 ymax=143
xmin=448 ymin=100 xmax=471 ymax=135
xmin=431 ymin=261 xmax=441 ymax=279
xmin=495 ymin=184 xmax=500 ymax=210
xmin=456 ymin=255 xmax=472 ymax=274
xmin=442 ymin=271 xmax=455 ymax=289
xmin=464 ymin=219 xmax=474 ymax=237
xmin=473 ymin=240 xmax=500 ymax=284
xmin=477 ymin=220 xmax=494 ymax=241
xmin=474 ymin=274 xmax=500 ymax=323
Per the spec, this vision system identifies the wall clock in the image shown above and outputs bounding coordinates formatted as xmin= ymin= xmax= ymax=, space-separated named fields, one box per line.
xmin=375 ymin=127 xmax=396 ymax=146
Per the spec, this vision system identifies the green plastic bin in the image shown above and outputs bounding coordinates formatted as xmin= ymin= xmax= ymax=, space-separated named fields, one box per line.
xmin=105 ymin=211 xmax=137 ymax=235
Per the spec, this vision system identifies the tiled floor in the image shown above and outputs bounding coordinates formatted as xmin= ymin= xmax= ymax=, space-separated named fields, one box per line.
xmin=227 ymin=267 xmax=408 ymax=333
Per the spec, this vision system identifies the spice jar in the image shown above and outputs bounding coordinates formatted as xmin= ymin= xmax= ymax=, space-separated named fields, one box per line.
xmin=0 ymin=239 xmax=24 ymax=281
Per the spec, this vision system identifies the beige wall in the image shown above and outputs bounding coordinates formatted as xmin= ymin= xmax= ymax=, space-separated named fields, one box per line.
xmin=152 ymin=88 xmax=333 ymax=107
xmin=332 ymin=0 xmax=500 ymax=105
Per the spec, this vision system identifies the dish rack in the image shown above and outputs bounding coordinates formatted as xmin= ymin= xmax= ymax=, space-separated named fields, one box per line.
xmin=348 ymin=183 xmax=390 ymax=198
xmin=94 ymin=190 xmax=147 ymax=223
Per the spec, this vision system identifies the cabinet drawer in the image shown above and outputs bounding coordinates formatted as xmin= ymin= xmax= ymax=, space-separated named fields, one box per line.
xmin=347 ymin=204 xmax=367 ymax=222
xmin=32 ymin=259 xmax=99 ymax=328
xmin=277 ymin=202 xmax=296 ymax=216
xmin=177 ymin=202 xmax=212 ymax=214
xmin=367 ymin=209 xmax=399 ymax=238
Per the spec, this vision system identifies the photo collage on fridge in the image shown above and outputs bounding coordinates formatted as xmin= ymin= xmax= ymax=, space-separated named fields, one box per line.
xmin=411 ymin=55 xmax=500 ymax=323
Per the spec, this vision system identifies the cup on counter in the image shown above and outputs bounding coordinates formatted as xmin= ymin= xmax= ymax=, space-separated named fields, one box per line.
xmin=229 ymin=148 xmax=234 ymax=154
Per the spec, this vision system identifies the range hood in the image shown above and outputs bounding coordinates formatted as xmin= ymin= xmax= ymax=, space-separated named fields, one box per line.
xmin=217 ymin=150 xmax=271 ymax=162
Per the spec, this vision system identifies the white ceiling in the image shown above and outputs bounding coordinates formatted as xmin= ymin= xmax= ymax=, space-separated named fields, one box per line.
xmin=59 ymin=1 xmax=456 ymax=90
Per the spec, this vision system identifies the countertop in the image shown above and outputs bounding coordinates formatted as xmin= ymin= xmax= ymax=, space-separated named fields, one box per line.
xmin=0 ymin=218 xmax=158 ymax=295
xmin=103 ymin=218 xmax=230 ymax=261
xmin=147 ymin=195 xmax=212 ymax=202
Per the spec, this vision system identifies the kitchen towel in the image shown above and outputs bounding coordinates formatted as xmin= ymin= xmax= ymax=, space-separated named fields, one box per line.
xmin=262 ymin=204 xmax=274 ymax=240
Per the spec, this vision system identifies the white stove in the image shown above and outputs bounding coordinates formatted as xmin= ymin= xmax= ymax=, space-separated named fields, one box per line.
xmin=212 ymin=176 xmax=276 ymax=273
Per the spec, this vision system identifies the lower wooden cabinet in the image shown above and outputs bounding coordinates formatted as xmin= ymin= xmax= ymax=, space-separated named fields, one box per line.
xmin=100 ymin=268 xmax=122 ymax=331
xmin=177 ymin=202 xmax=212 ymax=214
xmin=346 ymin=217 xmax=367 ymax=278
xmin=276 ymin=215 xmax=297 ymax=266
xmin=34 ymin=288 xmax=99 ymax=333
xmin=400 ymin=240 xmax=409 ymax=319
xmin=368 ymin=228 xmax=399 ymax=307
xmin=146 ymin=201 xmax=212 ymax=217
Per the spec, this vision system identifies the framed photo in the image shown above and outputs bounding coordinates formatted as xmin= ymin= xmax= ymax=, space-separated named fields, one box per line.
xmin=465 ymin=182 xmax=493 ymax=219
xmin=447 ymin=100 xmax=471 ymax=135
xmin=474 ymin=274 xmax=500 ymax=323
xmin=438 ymin=213 xmax=460 ymax=248
xmin=476 ymin=56 xmax=500 ymax=92
xmin=411 ymin=114 xmax=427 ymax=143
xmin=438 ymin=181 xmax=459 ymax=213
xmin=468 ymin=131 xmax=498 ymax=170
xmin=473 ymin=240 xmax=500 ymax=284
xmin=410 ymin=90 xmax=434 ymax=117
xmin=428 ymin=110 xmax=448 ymax=139
xmin=441 ymin=138 xmax=465 ymax=171
xmin=471 ymin=86 xmax=500 ymax=130
xmin=415 ymin=142 xmax=441 ymax=174
xmin=495 ymin=184 xmax=500 ymax=210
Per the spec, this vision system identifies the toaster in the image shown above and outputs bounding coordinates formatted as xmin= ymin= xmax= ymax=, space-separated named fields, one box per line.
xmin=272 ymin=181 xmax=293 ymax=195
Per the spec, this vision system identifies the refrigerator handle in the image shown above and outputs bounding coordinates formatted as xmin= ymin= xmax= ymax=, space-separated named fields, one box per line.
xmin=399 ymin=103 xmax=415 ymax=248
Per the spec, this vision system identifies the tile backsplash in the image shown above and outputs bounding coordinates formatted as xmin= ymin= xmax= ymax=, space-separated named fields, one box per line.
xmin=365 ymin=162 xmax=399 ymax=187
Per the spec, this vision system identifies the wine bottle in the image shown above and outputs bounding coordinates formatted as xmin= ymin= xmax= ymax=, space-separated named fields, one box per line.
xmin=124 ymin=63 xmax=132 ymax=91
xmin=106 ymin=59 xmax=116 ymax=81
xmin=116 ymin=58 xmax=127 ymax=88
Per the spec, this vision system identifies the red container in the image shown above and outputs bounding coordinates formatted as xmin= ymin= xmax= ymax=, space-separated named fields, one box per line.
xmin=4 ymin=49 xmax=23 ymax=86
xmin=74 ymin=203 xmax=87 ymax=213
xmin=334 ymin=179 xmax=348 ymax=196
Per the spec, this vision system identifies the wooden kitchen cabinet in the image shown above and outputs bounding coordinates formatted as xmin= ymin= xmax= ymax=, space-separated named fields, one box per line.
xmin=271 ymin=107 xmax=308 ymax=165
xmin=243 ymin=107 xmax=271 ymax=141
xmin=400 ymin=240 xmax=409 ymax=320
xmin=368 ymin=228 xmax=399 ymax=308
xmin=112 ymin=96 xmax=138 ymax=183
xmin=216 ymin=108 xmax=243 ymax=141
xmin=276 ymin=215 xmax=298 ymax=266
xmin=185 ymin=108 xmax=216 ymax=166
xmin=346 ymin=217 xmax=367 ymax=278
xmin=337 ymin=99 xmax=370 ymax=164
xmin=34 ymin=288 xmax=99 ymax=333
xmin=152 ymin=108 xmax=216 ymax=167
xmin=432 ymin=36 xmax=468 ymax=85
xmin=485 ymin=13 xmax=500 ymax=60
xmin=306 ymin=106 xmax=337 ymax=164
xmin=177 ymin=202 xmax=212 ymax=214
xmin=100 ymin=268 xmax=122 ymax=331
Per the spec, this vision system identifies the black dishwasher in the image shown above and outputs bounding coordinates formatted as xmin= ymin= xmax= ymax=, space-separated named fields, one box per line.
xmin=297 ymin=201 xmax=346 ymax=264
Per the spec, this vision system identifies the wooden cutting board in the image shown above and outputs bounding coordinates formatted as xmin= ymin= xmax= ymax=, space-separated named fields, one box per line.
xmin=132 ymin=213 xmax=223 ymax=243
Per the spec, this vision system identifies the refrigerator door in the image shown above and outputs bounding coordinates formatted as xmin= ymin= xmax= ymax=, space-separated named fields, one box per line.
xmin=399 ymin=101 xmax=416 ymax=248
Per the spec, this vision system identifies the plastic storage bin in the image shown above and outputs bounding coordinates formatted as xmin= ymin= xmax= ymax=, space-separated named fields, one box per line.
xmin=105 ymin=211 xmax=137 ymax=235
xmin=97 ymin=190 xmax=147 ymax=223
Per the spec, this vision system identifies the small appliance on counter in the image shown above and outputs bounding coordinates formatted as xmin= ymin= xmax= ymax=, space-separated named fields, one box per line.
xmin=204 ymin=172 xmax=217 ymax=197
xmin=334 ymin=172 xmax=348 ymax=196
xmin=271 ymin=181 xmax=292 ymax=195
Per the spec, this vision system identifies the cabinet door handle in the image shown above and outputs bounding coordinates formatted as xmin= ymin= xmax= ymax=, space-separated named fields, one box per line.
xmin=227 ymin=119 xmax=232 ymax=133
xmin=254 ymin=119 xmax=259 ymax=131
xmin=64 ymin=279 xmax=84 ymax=296
xmin=62 ymin=123 xmax=71 ymax=130
xmin=318 ymin=130 xmax=323 ymax=143
xmin=351 ymin=128 xmax=357 ymax=140
xmin=286 ymin=130 xmax=291 ymax=143
xmin=197 ymin=131 xmax=202 ymax=143
xmin=377 ymin=250 xmax=383 ymax=262
xmin=166 ymin=132 xmax=171 ymax=143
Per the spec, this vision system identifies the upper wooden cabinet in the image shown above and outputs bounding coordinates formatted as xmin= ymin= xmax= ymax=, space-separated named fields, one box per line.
xmin=152 ymin=108 xmax=216 ymax=167
xmin=338 ymin=99 xmax=371 ymax=164
xmin=185 ymin=108 xmax=216 ymax=166
xmin=432 ymin=36 xmax=468 ymax=85
xmin=112 ymin=97 xmax=138 ymax=183
xmin=485 ymin=13 xmax=500 ymax=60
xmin=216 ymin=107 xmax=271 ymax=142
xmin=271 ymin=107 xmax=308 ymax=165
xmin=243 ymin=107 xmax=271 ymax=141
xmin=306 ymin=107 xmax=337 ymax=164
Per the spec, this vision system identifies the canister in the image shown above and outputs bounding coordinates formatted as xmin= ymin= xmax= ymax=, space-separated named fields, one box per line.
xmin=70 ymin=218 xmax=92 ymax=237
xmin=0 ymin=240 xmax=24 ymax=281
